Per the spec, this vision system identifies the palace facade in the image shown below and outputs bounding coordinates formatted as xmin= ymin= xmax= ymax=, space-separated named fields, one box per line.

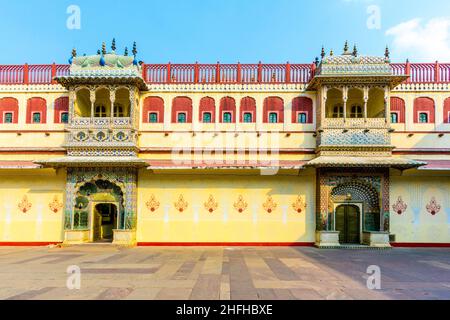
xmin=0 ymin=42 xmax=449 ymax=247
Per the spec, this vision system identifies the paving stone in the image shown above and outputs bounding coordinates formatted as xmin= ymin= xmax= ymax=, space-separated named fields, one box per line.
xmin=0 ymin=246 xmax=448 ymax=300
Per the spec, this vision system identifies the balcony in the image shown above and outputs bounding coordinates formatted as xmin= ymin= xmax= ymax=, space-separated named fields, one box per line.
xmin=318 ymin=118 xmax=391 ymax=147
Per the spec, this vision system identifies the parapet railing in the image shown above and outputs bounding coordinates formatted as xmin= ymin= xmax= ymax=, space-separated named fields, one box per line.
xmin=1 ymin=62 xmax=450 ymax=85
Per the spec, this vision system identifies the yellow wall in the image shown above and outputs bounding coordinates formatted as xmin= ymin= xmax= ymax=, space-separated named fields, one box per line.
xmin=0 ymin=169 xmax=66 ymax=242
xmin=136 ymin=170 xmax=315 ymax=243
xmin=390 ymin=173 xmax=450 ymax=243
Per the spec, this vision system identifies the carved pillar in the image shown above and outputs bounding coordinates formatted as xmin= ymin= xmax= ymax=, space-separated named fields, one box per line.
xmin=90 ymin=89 xmax=95 ymax=119
xmin=110 ymin=88 xmax=116 ymax=119
xmin=129 ymin=87 xmax=136 ymax=125
xmin=343 ymin=86 xmax=348 ymax=121
xmin=363 ymin=86 xmax=369 ymax=121
xmin=69 ymin=89 xmax=76 ymax=120
xmin=384 ymin=86 xmax=389 ymax=124
xmin=321 ymin=86 xmax=328 ymax=125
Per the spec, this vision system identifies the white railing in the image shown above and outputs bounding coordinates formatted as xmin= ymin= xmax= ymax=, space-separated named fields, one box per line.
xmin=323 ymin=118 xmax=388 ymax=129
xmin=71 ymin=117 xmax=132 ymax=128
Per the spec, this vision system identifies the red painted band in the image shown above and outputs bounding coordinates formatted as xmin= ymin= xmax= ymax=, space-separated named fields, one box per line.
xmin=391 ymin=243 xmax=450 ymax=248
xmin=0 ymin=242 xmax=62 ymax=247
xmin=137 ymin=242 xmax=315 ymax=247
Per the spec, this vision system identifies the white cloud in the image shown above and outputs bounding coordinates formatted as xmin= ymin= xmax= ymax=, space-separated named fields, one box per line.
xmin=386 ymin=18 xmax=450 ymax=62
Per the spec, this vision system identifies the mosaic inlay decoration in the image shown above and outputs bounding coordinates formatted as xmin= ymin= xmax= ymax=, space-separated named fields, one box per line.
xmin=262 ymin=196 xmax=277 ymax=213
xmin=426 ymin=197 xmax=441 ymax=216
xmin=49 ymin=196 xmax=63 ymax=214
xmin=18 ymin=195 xmax=32 ymax=213
xmin=233 ymin=195 xmax=248 ymax=213
xmin=204 ymin=195 xmax=219 ymax=213
xmin=174 ymin=195 xmax=189 ymax=213
xmin=392 ymin=196 xmax=407 ymax=215
xmin=146 ymin=194 xmax=160 ymax=213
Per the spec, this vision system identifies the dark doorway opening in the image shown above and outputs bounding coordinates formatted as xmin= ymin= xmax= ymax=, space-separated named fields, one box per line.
xmin=93 ymin=203 xmax=117 ymax=242
xmin=335 ymin=205 xmax=360 ymax=244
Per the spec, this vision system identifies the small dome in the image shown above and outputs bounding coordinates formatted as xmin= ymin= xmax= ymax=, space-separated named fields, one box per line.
xmin=99 ymin=55 xmax=106 ymax=67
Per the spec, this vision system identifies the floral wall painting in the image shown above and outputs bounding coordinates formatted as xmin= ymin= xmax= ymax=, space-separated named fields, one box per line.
xmin=146 ymin=194 xmax=160 ymax=213
xmin=204 ymin=195 xmax=218 ymax=213
xmin=426 ymin=197 xmax=441 ymax=216
xmin=174 ymin=194 xmax=188 ymax=213
xmin=263 ymin=196 xmax=277 ymax=213
xmin=49 ymin=196 xmax=63 ymax=213
xmin=233 ymin=195 xmax=248 ymax=213
xmin=392 ymin=196 xmax=407 ymax=215
xmin=292 ymin=195 xmax=307 ymax=214
xmin=18 ymin=195 xmax=32 ymax=213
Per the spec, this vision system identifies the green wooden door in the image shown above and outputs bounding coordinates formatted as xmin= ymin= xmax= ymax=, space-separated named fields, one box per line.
xmin=335 ymin=205 xmax=360 ymax=244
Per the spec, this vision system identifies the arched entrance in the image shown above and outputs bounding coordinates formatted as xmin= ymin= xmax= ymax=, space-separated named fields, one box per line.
xmin=335 ymin=204 xmax=361 ymax=244
xmin=93 ymin=203 xmax=118 ymax=242
xmin=74 ymin=179 xmax=125 ymax=243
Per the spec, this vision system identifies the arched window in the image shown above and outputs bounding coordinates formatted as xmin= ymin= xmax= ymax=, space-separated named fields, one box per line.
xmin=143 ymin=97 xmax=164 ymax=124
xmin=414 ymin=97 xmax=435 ymax=124
xmin=390 ymin=97 xmax=405 ymax=123
xmin=95 ymin=105 xmax=107 ymax=117
xmin=149 ymin=112 xmax=158 ymax=123
xmin=223 ymin=112 xmax=232 ymax=123
xmin=350 ymin=105 xmax=363 ymax=118
xmin=199 ymin=97 xmax=215 ymax=123
xmin=202 ymin=112 xmax=212 ymax=123
xmin=220 ymin=97 xmax=236 ymax=123
xmin=269 ymin=112 xmax=278 ymax=123
xmin=243 ymin=112 xmax=253 ymax=123
xmin=292 ymin=97 xmax=313 ymax=123
xmin=240 ymin=97 xmax=256 ymax=123
xmin=263 ymin=97 xmax=283 ymax=123
xmin=444 ymin=97 xmax=450 ymax=123
xmin=390 ymin=113 xmax=399 ymax=124
xmin=54 ymin=97 xmax=69 ymax=124
xmin=298 ymin=113 xmax=307 ymax=124
xmin=0 ymin=97 xmax=19 ymax=124
xmin=332 ymin=105 xmax=344 ymax=118
xmin=26 ymin=97 xmax=47 ymax=124
xmin=172 ymin=97 xmax=192 ymax=123
xmin=177 ymin=112 xmax=187 ymax=123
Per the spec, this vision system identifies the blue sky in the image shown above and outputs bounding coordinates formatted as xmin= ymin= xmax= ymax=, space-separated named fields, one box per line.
xmin=0 ymin=0 xmax=449 ymax=64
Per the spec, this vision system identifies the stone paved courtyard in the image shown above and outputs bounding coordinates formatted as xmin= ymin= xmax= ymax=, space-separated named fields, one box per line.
xmin=0 ymin=245 xmax=449 ymax=300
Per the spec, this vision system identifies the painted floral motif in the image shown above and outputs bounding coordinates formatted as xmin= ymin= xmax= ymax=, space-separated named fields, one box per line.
xmin=146 ymin=194 xmax=160 ymax=213
xmin=392 ymin=196 xmax=407 ymax=215
xmin=18 ymin=195 xmax=32 ymax=213
xmin=263 ymin=196 xmax=277 ymax=213
xmin=292 ymin=196 xmax=307 ymax=213
xmin=49 ymin=196 xmax=63 ymax=213
xmin=426 ymin=197 xmax=441 ymax=216
xmin=233 ymin=195 xmax=248 ymax=213
xmin=174 ymin=195 xmax=188 ymax=213
xmin=204 ymin=195 xmax=218 ymax=213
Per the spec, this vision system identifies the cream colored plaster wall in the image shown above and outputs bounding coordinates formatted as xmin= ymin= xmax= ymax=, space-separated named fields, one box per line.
xmin=390 ymin=173 xmax=450 ymax=243
xmin=0 ymin=169 xmax=66 ymax=242
xmin=136 ymin=170 xmax=316 ymax=243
